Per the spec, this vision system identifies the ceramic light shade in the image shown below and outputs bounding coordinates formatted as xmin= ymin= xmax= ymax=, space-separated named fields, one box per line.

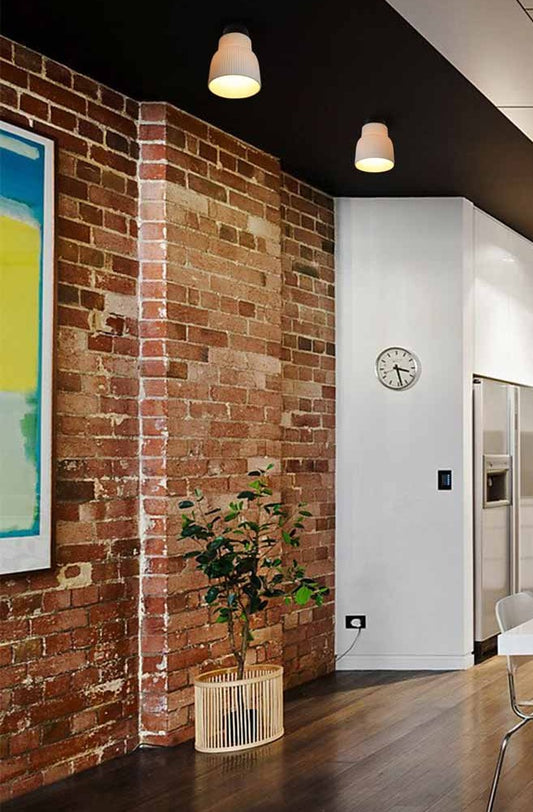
xmin=208 ymin=28 xmax=261 ymax=99
xmin=355 ymin=122 xmax=394 ymax=173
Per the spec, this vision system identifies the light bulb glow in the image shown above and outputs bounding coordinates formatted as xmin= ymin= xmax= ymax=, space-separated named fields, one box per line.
xmin=355 ymin=157 xmax=394 ymax=173
xmin=208 ymin=74 xmax=261 ymax=99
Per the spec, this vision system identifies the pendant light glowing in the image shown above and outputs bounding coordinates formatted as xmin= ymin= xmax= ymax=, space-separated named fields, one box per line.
xmin=208 ymin=25 xmax=261 ymax=99
xmin=355 ymin=122 xmax=394 ymax=173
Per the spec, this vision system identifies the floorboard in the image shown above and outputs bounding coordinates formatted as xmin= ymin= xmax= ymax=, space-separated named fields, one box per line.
xmin=4 ymin=658 xmax=533 ymax=811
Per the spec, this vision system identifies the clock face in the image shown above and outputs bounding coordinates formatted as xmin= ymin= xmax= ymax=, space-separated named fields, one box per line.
xmin=375 ymin=347 xmax=421 ymax=390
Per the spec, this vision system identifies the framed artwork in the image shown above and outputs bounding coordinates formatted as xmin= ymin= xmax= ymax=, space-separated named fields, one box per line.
xmin=0 ymin=120 xmax=55 ymax=575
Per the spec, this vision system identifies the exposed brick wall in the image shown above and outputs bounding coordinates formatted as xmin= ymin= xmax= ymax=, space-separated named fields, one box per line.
xmin=0 ymin=35 xmax=335 ymax=799
xmin=280 ymin=174 xmax=336 ymax=687
xmin=138 ymin=103 xmax=284 ymax=745
xmin=0 ymin=38 xmax=140 ymax=800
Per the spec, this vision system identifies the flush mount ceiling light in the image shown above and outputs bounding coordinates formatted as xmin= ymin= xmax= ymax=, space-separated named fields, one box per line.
xmin=355 ymin=122 xmax=394 ymax=173
xmin=208 ymin=24 xmax=261 ymax=99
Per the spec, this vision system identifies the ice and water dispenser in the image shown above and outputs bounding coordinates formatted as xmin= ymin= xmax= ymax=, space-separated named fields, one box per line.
xmin=483 ymin=454 xmax=512 ymax=508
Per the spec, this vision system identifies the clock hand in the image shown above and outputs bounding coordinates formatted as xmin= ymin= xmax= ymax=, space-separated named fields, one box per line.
xmin=393 ymin=364 xmax=403 ymax=386
xmin=397 ymin=367 xmax=411 ymax=373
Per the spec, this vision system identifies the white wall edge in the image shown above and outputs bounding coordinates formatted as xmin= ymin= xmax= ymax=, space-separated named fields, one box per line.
xmin=473 ymin=204 xmax=533 ymax=249
xmin=336 ymin=654 xmax=475 ymax=671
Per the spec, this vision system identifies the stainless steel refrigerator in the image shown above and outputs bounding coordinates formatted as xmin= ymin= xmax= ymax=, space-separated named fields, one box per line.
xmin=474 ymin=377 xmax=533 ymax=652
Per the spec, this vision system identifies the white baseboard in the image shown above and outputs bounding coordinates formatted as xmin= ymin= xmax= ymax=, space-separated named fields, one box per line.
xmin=336 ymin=653 xmax=475 ymax=671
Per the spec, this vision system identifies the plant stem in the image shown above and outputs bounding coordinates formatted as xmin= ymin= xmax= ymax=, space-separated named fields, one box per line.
xmin=238 ymin=610 xmax=250 ymax=681
xmin=226 ymin=589 xmax=244 ymax=677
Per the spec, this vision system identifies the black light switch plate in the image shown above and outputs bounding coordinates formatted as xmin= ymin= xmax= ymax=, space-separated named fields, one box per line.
xmin=438 ymin=470 xmax=452 ymax=490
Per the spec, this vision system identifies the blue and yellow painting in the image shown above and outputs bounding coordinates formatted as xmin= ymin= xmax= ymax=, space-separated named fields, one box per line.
xmin=0 ymin=129 xmax=45 ymax=537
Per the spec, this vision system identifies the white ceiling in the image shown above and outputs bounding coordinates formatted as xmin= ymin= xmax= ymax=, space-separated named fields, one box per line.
xmin=517 ymin=0 xmax=533 ymax=21
xmin=386 ymin=0 xmax=533 ymax=142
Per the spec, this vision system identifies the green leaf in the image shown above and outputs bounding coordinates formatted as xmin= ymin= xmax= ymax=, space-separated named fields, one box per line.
xmin=282 ymin=530 xmax=292 ymax=545
xmin=294 ymin=586 xmax=313 ymax=605
xmin=237 ymin=490 xmax=257 ymax=500
xmin=215 ymin=607 xmax=231 ymax=622
xmin=205 ymin=586 xmax=220 ymax=604
xmin=178 ymin=499 xmax=194 ymax=509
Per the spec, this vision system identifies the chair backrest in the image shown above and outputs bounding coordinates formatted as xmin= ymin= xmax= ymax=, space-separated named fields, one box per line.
xmin=496 ymin=591 xmax=533 ymax=672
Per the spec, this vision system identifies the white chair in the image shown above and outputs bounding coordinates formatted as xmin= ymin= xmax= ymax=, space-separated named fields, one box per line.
xmin=486 ymin=590 xmax=533 ymax=811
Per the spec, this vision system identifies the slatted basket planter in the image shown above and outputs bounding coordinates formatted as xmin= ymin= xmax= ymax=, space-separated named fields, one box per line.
xmin=194 ymin=664 xmax=284 ymax=753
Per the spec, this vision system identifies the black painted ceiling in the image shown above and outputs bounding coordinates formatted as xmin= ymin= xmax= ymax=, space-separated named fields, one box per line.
xmin=3 ymin=0 xmax=533 ymax=241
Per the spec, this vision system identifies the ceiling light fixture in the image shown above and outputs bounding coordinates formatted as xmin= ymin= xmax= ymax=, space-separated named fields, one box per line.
xmin=208 ymin=24 xmax=261 ymax=99
xmin=355 ymin=121 xmax=394 ymax=173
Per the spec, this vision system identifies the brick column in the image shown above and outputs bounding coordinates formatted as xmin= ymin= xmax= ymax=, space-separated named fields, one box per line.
xmin=138 ymin=103 xmax=284 ymax=745
xmin=280 ymin=174 xmax=336 ymax=687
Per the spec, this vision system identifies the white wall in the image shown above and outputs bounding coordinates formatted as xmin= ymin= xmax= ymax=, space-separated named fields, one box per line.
xmin=335 ymin=198 xmax=474 ymax=670
xmin=474 ymin=209 xmax=533 ymax=387
xmin=335 ymin=197 xmax=533 ymax=671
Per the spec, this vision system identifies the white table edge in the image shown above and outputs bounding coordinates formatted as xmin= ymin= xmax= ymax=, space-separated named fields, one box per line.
xmin=498 ymin=617 xmax=533 ymax=656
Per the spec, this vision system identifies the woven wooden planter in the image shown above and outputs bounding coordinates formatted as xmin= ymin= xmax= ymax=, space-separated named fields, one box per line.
xmin=194 ymin=664 xmax=284 ymax=753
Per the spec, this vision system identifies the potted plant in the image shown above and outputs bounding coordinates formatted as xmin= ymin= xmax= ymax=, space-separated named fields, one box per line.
xmin=179 ymin=466 xmax=328 ymax=752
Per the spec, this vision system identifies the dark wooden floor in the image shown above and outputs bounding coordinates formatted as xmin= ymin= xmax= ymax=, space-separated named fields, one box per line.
xmin=5 ymin=657 xmax=533 ymax=812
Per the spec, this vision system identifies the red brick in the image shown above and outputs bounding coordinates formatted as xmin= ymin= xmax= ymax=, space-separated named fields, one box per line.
xmin=188 ymin=327 xmax=228 ymax=347
xmin=42 ymin=720 xmax=72 ymax=745
xmin=19 ymin=92 xmax=49 ymax=119
xmin=13 ymin=638 xmax=42 ymax=663
xmin=31 ymin=609 xmax=88 ymax=637
xmin=50 ymin=106 xmax=77 ymax=130
xmin=29 ymin=75 xmax=86 ymax=114
xmin=0 ymin=665 xmax=27 ymax=689
xmin=73 ymin=73 xmax=99 ymax=98
xmin=0 ymin=83 xmax=18 ymax=107
xmin=45 ymin=60 xmax=72 ymax=86
xmin=14 ymin=44 xmax=43 ymax=72
xmin=188 ymin=174 xmax=227 ymax=202
xmin=1 ymin=61 xmax=28 ymax=88
xmin=78 ymin=118 xmax=103 ymax=143
xmin=87 ymin=102 xmax=136 ymax=138
xmin=101 ymin=86 xmax=125 ymax=111
xmin=0 ymin=37 xmax=13 ymax=60
xmin=90 ymin=145 xmax=136 ymax=176
xmin=9 ymin=728 xmax=40 ymax=756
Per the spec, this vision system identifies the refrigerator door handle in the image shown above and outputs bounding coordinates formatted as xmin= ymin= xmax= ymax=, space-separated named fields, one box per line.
xmin=473 ymin=379 xmax=484 ymax=643
xmin=510 ymin=387 xmax=520 ymax=593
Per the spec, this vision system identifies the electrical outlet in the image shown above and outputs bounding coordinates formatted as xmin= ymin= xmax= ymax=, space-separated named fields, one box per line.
xmin=345 ymin=615 xmax=366 ymax=629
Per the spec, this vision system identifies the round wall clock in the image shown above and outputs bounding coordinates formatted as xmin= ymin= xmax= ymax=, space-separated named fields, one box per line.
xmin=375 ymin=347 xmax=421 ymax=390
